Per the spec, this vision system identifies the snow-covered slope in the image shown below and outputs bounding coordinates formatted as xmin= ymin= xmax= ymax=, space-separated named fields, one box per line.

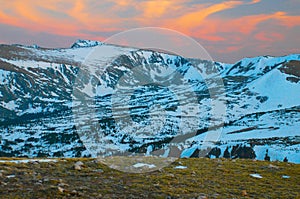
xmin=0 ymin=40 xmax=299 ymax=163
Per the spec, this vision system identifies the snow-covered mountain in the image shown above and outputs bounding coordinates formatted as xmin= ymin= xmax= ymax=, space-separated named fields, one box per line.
xmin=0 ymin=40 xmax=299 ymax=163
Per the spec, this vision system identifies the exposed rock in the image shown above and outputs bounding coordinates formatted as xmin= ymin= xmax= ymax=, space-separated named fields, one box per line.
xmin=74 ymin=164 xmax=81 ymax=170
xmin=242 ymin=190 xmax=248 ymax=196
xmin=93 ymin=169 xmax=104 ymax=173
xmin=58 ymin=182 xmax=69 ymax=187
xmin=223 ymin=147 xmax=230 ymax=158
xmin=58 ymin=186 xmax=64 ymax=193
xmin=197 ymin=194 xmax=208 ymax=199
xmin=231 ymin=145 xmax=256 ymax=159
xmin=264 ymin=149 xmax=270 ymax=161
xmin=74 ymin=161 xmax=84 ymax=170
xmin=207 ymin=147 xmax=221 ymax=158
xmin=268 ymin=164 xmax=280 ymax=170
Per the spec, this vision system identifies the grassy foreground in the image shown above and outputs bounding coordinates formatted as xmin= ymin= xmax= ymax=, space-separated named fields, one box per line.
xmin=0 ymin=157 xmax=299 ymax=199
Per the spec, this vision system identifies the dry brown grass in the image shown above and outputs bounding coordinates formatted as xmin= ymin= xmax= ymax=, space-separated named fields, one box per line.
xmin=0 ymin=157 xmax=299 ymax=198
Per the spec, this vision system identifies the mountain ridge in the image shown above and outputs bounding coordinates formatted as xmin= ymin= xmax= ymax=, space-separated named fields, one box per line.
xmin=0 ymin=40 xmax=299 ymax=162
xmin=3 ymin=39 xmax=299 ymax=65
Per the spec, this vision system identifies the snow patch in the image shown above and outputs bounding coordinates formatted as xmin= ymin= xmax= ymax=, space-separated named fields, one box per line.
xmin=0 ymin=159 xmax=59 ymax=163
xmin=174 ymin=165 xmax=187 ymax=169
xmin=132 ymin=163 xmax=156 ymax=169
xmin=250 ymin=173 xmax=263 ymax=179
xmin=1 ymin=100 xmax=18 ymax=110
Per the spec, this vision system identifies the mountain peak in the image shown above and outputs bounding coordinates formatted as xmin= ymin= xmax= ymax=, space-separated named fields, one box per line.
xmin=71 ymin=39 xmax=103 ymax=48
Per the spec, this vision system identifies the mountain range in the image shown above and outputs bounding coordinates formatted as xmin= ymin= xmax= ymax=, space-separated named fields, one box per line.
xmin=0 ymin=39 xmax=299 ymax=163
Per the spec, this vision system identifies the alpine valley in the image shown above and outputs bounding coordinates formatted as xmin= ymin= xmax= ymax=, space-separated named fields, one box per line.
xmin=0 ymin=40 xmax=299 ymax=163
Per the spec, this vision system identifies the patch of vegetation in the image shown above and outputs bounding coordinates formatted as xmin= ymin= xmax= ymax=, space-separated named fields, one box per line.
xmin=280 ymin=60 xmax=300 ymax=83
xmin=0 ymin=157 xmax=299 ymax=198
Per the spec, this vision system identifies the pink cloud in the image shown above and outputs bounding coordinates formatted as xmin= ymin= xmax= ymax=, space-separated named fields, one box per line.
xmin=255 ymin=32 xmax=284 ymax=42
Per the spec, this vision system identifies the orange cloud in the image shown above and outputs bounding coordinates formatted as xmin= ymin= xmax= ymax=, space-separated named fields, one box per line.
xmin=166 ymin=1 xmax=243 ymax=31
xmin=0 ymin=0 xmax=123 ymax=38
xmin=0 ymin=1 xmax=83 ymax=37
xmin=249 ymin=0 xmax=261 ymax=4
xmin=212 ymin=45 xmax=242 ymax=54
xmin=232 ymin=11 xmax=300 ymax=35
xmin=173 ymin=11 xmax=300 ymax=44
xmin=276 ymin=13 xmax=300 ymax=28
xmin=142 ymin=1 xmax=173 ymax=18
xmin=227 ymin=46 xmax=241 ymax=52
xmin=68 ymin=0 xmax=88 ymax=23
xmin=255 ymin=32 xmax=284 ymax=42
xmin=220 ymin=12 xmax=284 ymax=35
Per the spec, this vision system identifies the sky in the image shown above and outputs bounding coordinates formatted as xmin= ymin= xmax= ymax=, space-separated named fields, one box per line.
xmin=0 ymin=0 xmax=299 ymax=63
